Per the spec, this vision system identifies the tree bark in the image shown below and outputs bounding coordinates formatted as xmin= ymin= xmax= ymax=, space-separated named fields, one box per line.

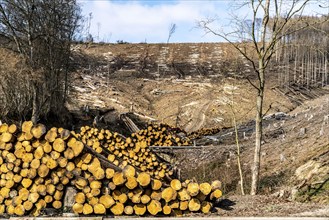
xmin=31 ymin=83 xmax=38 ymax=124
xmin=233 ymin=110 xmax=245 ymax=195
xmin=251 ymin=65 xmax=265 ymax=195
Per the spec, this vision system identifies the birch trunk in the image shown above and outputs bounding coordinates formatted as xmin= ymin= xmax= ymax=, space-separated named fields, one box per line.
xmin=250 ymin=65 xmax=264 ymax=195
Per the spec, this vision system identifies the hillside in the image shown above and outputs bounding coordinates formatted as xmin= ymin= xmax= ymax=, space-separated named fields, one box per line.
xmin=67 ymin=43 xmax=298 ymax=131
xmin=67 ymin=42 xmax=329 ymax=208
xmin=0 ymin=42 xmax=328 ymax=216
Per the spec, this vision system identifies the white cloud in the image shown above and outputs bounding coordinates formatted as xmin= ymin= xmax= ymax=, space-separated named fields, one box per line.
xmin=80 ymin=0 xmax=328 ymax=43
xmin=80 ymin=0 xmax=229 ymax=43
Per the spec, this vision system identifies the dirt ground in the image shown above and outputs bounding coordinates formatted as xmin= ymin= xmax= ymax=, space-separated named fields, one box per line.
xmin=213 ymin=195 xmax=329 ymax=217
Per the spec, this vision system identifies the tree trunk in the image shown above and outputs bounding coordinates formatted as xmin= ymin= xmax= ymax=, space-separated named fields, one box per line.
xmin=63 ymin=64 xmax=69 ymax=103
xmin=251 ymin=67 xmax=264 ymax=195
xmin=31 ymin=83 xmax=38 ymax=124
xmin=233 ymin=111 xmax=245 ymax=195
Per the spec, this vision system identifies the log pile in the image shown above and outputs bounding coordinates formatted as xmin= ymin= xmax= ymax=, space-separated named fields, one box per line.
xmin=0 ymin=121 xmax=222 ymax=217
xmin=0 ymin=121 xmax=84 ymax=216
xmin=74 ymin=123 xmax=190 ymax=179
xmin=71 ymin=164 xmax=222 ymax=216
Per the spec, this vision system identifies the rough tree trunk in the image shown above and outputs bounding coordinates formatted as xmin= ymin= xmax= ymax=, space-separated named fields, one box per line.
xmin=251 ymin=66 xmax=265 ymax=195
xmin=31 ymin=83 xmax=38 ymax=124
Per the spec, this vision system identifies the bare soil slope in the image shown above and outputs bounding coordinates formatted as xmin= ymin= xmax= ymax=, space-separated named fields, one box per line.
xmin=66 ymin=43 xmax=329 ymax=216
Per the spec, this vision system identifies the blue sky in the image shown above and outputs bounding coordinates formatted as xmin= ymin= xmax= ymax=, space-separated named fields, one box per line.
xmin=79 ymin=0 xmax=328 ymax=43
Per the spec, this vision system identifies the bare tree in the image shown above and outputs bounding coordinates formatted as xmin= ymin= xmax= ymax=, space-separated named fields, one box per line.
xmin=167 ymin=23 xmax=176 ymax=43
xmin=199 ymin=0 xmax=323 ymax=195
xmin=0 ymin=0 xmax=82 ymax=123
xmin=227 ymin=80 xmax=245 ymax=195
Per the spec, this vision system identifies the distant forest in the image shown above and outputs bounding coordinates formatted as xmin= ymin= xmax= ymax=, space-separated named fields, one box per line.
xmin=273 ymin=16 xmax=329 ymax=88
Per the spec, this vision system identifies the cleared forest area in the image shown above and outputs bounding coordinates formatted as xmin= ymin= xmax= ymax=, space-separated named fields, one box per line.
xmin=0 ymin=0 xmax=328 ymax=217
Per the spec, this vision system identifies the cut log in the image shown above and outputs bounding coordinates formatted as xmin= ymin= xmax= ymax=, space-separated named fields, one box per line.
xmin=187 ymin=182 xmax=199 ymax=196
xmin=106 ymin=168 xmax=115 ymax=179
xmin=110 ymin=202 xmax=124 ymax=215
xmin=47 ymin=158 xmax=58 ymax=170
xmin=188 ymin=198 xmax=201 ymax=212
xmin=210 ymin=189 xmax=222 ymax=200
xmin=45 ymin=130 xmax=57 ymax=143
xmin=94 ymin=203 xmax=106 ymax=214
xmin=8 ymin=124 xmax=17 ymax=134
xmin=180 ymin=200 xmax=189 ymax=211
xmin=133 ymin=204 xmax=146 ymax=216
xmin=22 ymin=121 xmax=33 ymax=133
xmin=140 ymin=194 xmax=151 ymax=204
xmin=53 ymin=200 xmax=62 ymax=209
xmin=112 ymin=172 xmax=126 ymax=186
xmin=200 ymin=182 xmax=212 ymax=195
xmin=122 ymin=165 xmax=135 ymax=177
xmin=125 ymin=176 xmax=138 ymax=190
xmin=151 ymin=179 xmax=162 ymax=190
xmin=118 ymin=193 xmax=128 ymax=204
xmin=163 ymin=205 xmax=171 ymax=215
xmin=53 ymin=138 xmax=66 ymax=153
xmin=147 ymin=199 xmax=162 ymax=215
xmin=72 ymin=203 xmax=83 ymax=214
xmin=64 ymin=149 xmax=75 ymax=161
xmin=150 ymin=191 xmax=162 ymax=201
xmin=178 ymin=188 xmax=191 ymax=201
xmin=72 ymin=141 xmax=84 ymax=157
xmin=0 ymin=123 xmax=8 ymax=133
xmin=170 ymin=179 xmax=182 ymax=191
xmin=14 ymin=204 xmax=25 ymax=216
xmin=161 ymin=187 xmax=177 ymax=203
xmin=47 ymin=184 xmax=56 ymax=195
xmin=54 ymin=190 xmax=63 ymax=200
xmin=124 ymin=205 xmax=134 ymax=215
xmin=75 ymin=192 xmax=85 ymax=204
xmin=75 ymin=178 xmax=87 ymax=189
xmin=1 ymin=132 xmax=12 ymax=143
xmin=31 ymin=124 xmax=47 ymax=139
xmin=57 ymin=157 xmax=68 ymax=168
xmin=137 ymin=172 xmax=151 ymax=187
xmin=82 ymin=203 xmax=93 ymax=215
xmin=90 ymin=180 xmax=102 ymax=189
xmin=22 ymin=178 xmax=32 ymax=188
xmin=28 ymin=192 xmax=39 ymax=203
xmin=45 ymin=195 xmax=53 ymax=204
xmin=211 ymin=180 xmax=222 ymax=191
xmin=23 ymin=201 xmax=33 ymax=211
xmin=30 ymin=159 xmax=41 ymax=169
xmin=99 ymin=194 xmax=115 ymax=209
xmin=201 ymin=201 xmax=212 ymax=214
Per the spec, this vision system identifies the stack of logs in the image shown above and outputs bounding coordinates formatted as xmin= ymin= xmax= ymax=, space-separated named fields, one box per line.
xmin=0 ymin=121 xmax=222 ymax=216
xmin=0 ymin=121 xmax=84 ymax=216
